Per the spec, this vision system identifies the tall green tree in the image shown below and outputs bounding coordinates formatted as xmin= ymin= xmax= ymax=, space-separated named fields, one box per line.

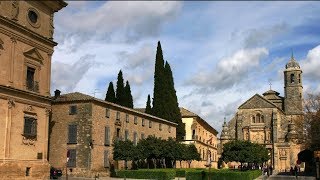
xmin=115 ymin=70 xmax=126 ymax=106
xmin=124 ymin=80 xmax=133 ymax=108
xmin=151 ymin=41 xmax=185 ymax=140
xmin=145 ymin=94 xmax=152 ymax=114
xmin=105 ymin=81 xmax=116 ymax=103
xmin=152 ymin=41 xmax=166 ymax=118
xmin=164 ymin=61 xmax=185 ymax=140
xmin=183 ymin=144 xmax=201 ymax=168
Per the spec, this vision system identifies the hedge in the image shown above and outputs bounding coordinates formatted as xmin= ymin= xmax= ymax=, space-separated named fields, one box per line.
xmin=186 ymin=169 xmax=261 ymax=180
xmin=116 ymin=169 xmax=175 ymax=180
xmin=175 ymin=168 xmax=205 ymax=177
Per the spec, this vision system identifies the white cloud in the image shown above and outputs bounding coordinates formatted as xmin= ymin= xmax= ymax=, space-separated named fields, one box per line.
xmin=51 ymin=54 xmax=96 ymax=92
xmin=55 ymin=1 xmax=182 ymax=45
xmin=301 ymin=45 xmax=320 ymax=80
xmin=187 ymin=48 xmax=269 ymax=90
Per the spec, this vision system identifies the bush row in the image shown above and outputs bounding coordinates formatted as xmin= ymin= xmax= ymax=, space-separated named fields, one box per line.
xmin=116 ymin=169 xmax=175 ymax=180
xmin=117 ymin=169 xmax=261 ymax=180
xmin=186 ymin=169 xmax=261 ymax=180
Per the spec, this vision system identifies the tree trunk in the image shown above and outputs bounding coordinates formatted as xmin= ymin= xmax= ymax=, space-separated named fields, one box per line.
xmin=188 ymin=160 xmax=191 ymax=168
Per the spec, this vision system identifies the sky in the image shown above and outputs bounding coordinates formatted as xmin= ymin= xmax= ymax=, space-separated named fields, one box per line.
xmin=52 ymin=1 xmax=320 ymax=135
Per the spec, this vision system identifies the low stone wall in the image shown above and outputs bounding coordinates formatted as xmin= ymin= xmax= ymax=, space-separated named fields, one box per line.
xmin=0 ymin=160 xmax=50 ymax=180
xmin=175 ymin=160 xmax=218 ymax=169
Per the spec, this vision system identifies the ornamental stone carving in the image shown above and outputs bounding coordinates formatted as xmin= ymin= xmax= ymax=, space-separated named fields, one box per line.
xmin=8 ymin=99 xmax=15 ymax=109
xmin=11 ymin=1 xmax=19 ymax=21
xmin=22 ymin=136 xmax=36 ymax=146
xmin=24 ymin=105 xmax=33 ymax=112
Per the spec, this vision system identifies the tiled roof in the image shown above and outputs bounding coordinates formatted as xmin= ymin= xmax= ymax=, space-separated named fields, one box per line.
xmin=180 ymin=107 xmax=198 ymax=117
xmin=53 ymin=92 xmax=93 ymax=102
xmin=53 ymin=92 xmax=177 ymax=126
xmin=180 ymin=107 xmax=218 ymax=135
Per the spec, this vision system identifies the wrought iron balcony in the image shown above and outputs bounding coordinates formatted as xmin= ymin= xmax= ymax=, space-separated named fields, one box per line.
xmin=26 ymin=80 xmax=39 ymax=92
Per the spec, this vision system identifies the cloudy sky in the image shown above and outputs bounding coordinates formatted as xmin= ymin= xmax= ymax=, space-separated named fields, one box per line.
xmin=52 ymin=1 xmax=320 ymax=134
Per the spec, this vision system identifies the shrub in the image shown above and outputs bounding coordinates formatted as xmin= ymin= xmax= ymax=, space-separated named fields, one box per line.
xmin=117 ymin=169 xmax=175 ymax=180
xmin=186 ymin=169 xmax=261 ymax=180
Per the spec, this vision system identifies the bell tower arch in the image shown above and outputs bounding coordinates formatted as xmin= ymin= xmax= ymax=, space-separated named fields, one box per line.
xmin=284 ymin=54 xmax=303 ymax=115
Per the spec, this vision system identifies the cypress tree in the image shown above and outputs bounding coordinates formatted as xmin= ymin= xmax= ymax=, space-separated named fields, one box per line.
xmin=145 ymin=94 xmax=152 ymax=114
xmin=116 ymin=70 xmax=126 ymax=106
xmin=152 ymin=41 xmax=166 ymax=118
xmin=105 ymin=81 xmax=116 ymax=103
xmin=164 ymin=62 xmax=185 ymax=140
xmin=124 ymin=80 xmax=134 ymax=108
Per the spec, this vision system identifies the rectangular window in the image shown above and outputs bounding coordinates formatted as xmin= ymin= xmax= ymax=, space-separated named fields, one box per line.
xmin=23 ymin=117 xmax=37 ymax=138
xmin=149 ymin=121 xmax=152 ymax=128
xmin=116 ymin=112 xmax=120 ymax=120
xmin=142 ymin=118 xmax=145 ymax=126
xmin=37 ymin=153 xmax=43 ymax=159
xmin=67 ymin=149 xmax=76 ymax=167
xmin=26 ymin=167 xmax=31 ymax=176
xmin=159 ymin=123 xmax=162 ymax=131
xmin=125 ymin=130 xmax=129 ymax=141
xmin=106 ymin=108 xmax=110 ymax=118
xmin=141 ymin=133 xmax=145 ymax=140
xmin=126 ymin=114 xmax=129 ymax=123
xmin=68 ymin=124 xmax=77 ymax=144
xmin=69 ymin=105 xmax=77 ymax=115
xmin=134 ymin=116 xmax=138 ymax=125
xmin=26 ymin=67 xmax=38 ymax=92
xmin=133 ymin=132 xmax=138 ymax=145
xmin=105 ymin=126 xmax=110 ymax=146
xmin=104 ymin=150 xmax=109 ymax=168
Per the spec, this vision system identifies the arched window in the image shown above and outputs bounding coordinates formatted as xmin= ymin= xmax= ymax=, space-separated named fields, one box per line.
xmin=290 ymin=74 xmax=295 ymax=83
xmin=256 ymin=113 xmax=261 ymax=123
xmin=252 ymin=115 xmax=255 ymax=123
xmin=261 ymin=115 xmax=264 ymax=123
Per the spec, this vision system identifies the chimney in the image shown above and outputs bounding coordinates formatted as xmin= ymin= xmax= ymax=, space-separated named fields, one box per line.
xmin=54 ymin=89 xmax=61 ymax=99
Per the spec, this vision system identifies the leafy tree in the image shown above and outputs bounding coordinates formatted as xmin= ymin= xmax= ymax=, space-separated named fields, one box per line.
xmin=145 ymin=94 xmax=152 ymax=114
xmin=221 ymin=140 xmax=269 ymax=170
xmin=183 ymin=144 xmax=201 ymax=168
xmin=124 ymin=80 xmax=133 ymax=108
xmin=304 ymin=93 xmax=320 ymax=150
xmin=136 ymin=135 xmax=162 ymax=168
xmin=105 ymin=81 xmax=116 ymax=103
xmin=113 ymin=139 xmax=135 ymax=169
xmin=115 ymin=70 xmax=126 ymax=106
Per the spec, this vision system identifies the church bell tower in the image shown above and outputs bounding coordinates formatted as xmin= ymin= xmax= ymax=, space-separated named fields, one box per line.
xmin=284 ymin=54 xmax=303 ymax=115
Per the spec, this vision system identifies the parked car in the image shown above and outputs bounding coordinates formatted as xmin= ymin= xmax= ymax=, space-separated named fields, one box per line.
xmin=50 ymin=167 xmax=62 ymax=179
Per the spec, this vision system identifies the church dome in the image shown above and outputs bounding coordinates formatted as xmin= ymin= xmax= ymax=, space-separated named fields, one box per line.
xmin=263 ymin=89 xmax=280 ymax=96
xmin=286 ymin=55 xmax=300 ymax=69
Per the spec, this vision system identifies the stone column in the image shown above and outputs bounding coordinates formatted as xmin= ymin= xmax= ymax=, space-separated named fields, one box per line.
xmin=43 ymin=108 xmax=51 ymax=161
xmin=4 ymin=99 xmax=15 ymax=158
xmin=9 ymin=37 xmax=17 ymax=86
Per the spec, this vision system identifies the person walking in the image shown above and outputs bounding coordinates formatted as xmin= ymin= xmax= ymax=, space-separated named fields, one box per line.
xmin=294 ymin=165 xmax=298 ymax=179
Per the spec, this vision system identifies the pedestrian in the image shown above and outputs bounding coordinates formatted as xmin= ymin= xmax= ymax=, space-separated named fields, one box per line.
xmin=290 ymin=166 xmax=294 ymax=175
xmin=294 ymin=165 xmax=298 ymax=179
xmin=269 ymin=165 xmax=273 ymax=175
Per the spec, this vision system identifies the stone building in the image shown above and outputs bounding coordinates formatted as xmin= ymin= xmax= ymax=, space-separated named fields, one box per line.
xmin=0 ymin=1 xmax=66 ymax=179
xmin=220 ymin=55 xmax=304 ymax=172
xmin=179 ymin=107 xmax=219 ymax=169
xmin=49 ymin=91 xmax=177 ymax=177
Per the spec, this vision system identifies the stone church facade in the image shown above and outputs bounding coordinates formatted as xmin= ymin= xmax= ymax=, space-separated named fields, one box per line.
xmin=0 ymin=1 xmax=66 ymax=179
xmin=220 ymin=55 xmax=304 ymax=172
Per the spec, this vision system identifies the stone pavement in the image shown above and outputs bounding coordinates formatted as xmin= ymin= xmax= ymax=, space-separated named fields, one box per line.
xmin=255 ymin=174 xmax=316 ymax=180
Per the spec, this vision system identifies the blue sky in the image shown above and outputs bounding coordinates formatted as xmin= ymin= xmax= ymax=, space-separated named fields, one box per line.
xmin=52 ymin=1 xmax=320 ymax=134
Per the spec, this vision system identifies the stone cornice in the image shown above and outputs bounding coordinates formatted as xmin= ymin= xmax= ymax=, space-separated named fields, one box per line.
xmin=0 ymin=16 xmax=56 ymax=53
xmin=0 ymin=85 xmax=51 ymax=108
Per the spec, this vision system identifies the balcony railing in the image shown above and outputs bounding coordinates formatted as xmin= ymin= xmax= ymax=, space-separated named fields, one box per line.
xmin=26 ymin=80 xmax=39 ymax=92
